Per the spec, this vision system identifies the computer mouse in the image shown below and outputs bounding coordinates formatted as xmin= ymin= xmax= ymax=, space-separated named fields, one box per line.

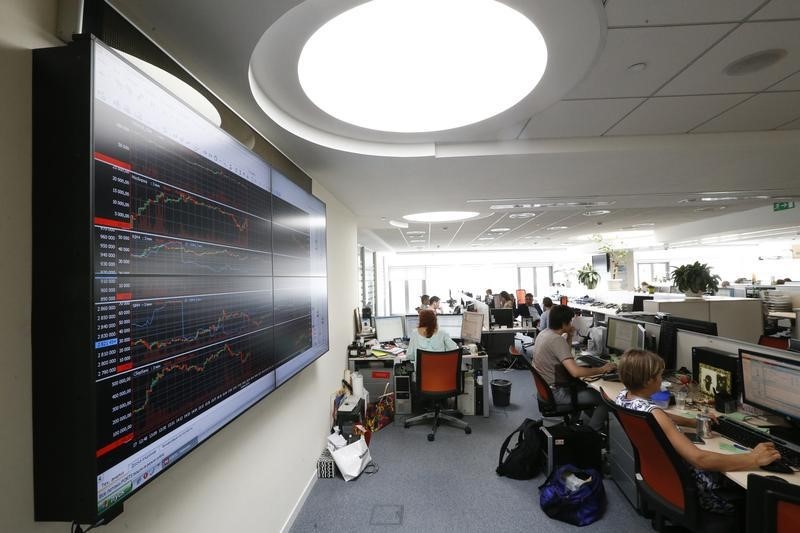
xmin=760 ymin=460 xmax=794 ymax=474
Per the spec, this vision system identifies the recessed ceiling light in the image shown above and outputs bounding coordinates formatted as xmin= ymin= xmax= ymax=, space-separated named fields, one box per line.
xmin=694 ymin=206 xmax=727 ymax=212
xmin=406 ymin=230 xmax=426 ymax=235
xmin=490 ymin=203 xmax=532 ymax=210
xmin=389 ymin=219 xmax=409 ymax=228
xmin=509 ymin=212 xmax=536 ymax=219
xmin=546 ymin=226 xmax=568 ymax=231
xmin=724 ymin=49 xmax=787 ymax=77
xmin=582 ymin=210 xmax=611 ymax=216
xmin=409 ymin=239 xmax=426 ymax=243
xmin=490 ymin=228 xmax=511 ymax=232
xmin=627 ymin=62 xmax=647 ymax=72
xmin=478 ymin=237 xmax=495 ymax=241
xmin=403 ymin=211 xmax=480 ymax=222
xmin=298 ymin=0 xmax=547 ymax=133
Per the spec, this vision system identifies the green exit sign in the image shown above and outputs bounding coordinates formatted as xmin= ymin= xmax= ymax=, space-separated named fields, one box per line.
xmin=774 ymin=201 xmax=795 ymax=212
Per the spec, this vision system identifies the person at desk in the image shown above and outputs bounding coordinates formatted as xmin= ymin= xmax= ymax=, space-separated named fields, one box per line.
xmin=615 ymin=349 xmax=781 ymax=515
xmin=533 ymin=305 xmax=614 ymax=431
xmin=417 ymin=294 xmax=430 ymax=312
xmin=405 ymin=309 xmax=457 ymax=364
xmin=429 ymin=295 xmax=442 ymax=314
xmin=498 ymin=291 xmax=514 ymax=309
xmin=537 ymin=297 xmax=554 ymax=331
xmin=514 ymin=293 xmax=542 ymax=323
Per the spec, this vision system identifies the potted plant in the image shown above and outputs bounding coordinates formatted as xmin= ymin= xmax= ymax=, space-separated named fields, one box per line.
xmin=577 ymin=264 xmax=600 ymax=289
xmin=592 ymin=235 xmax=630 ymax=289
xmin=670 ymin=262 xmax=721 ymax=296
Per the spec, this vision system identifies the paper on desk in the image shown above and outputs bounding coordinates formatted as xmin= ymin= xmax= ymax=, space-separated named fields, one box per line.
xmin=718 ymin=443 xmax=748 ymax=454
xmin=724 ymin=412 xmax=771 ymax=431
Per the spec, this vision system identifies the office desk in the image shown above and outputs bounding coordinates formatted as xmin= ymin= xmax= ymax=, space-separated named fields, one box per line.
xmin=587 ymin=379 xmax=799 ymax=489
xmin=348 ymin=353 xmax=489 ymax=418
xmin=481 ymin=327 xmax=536 ymax=356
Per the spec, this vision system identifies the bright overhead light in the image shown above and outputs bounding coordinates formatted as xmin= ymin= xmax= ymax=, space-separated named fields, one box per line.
xmin=406 ymin=230 xmax=426 ymax=235
xmin=490 ymin=228 xmax=511 ymax=233
xmin=298 ymin=0 xmax=547 ymax=132
xmin=546 ymin=226 xmax=568 ymax=231
xmin=582 ymin=210 xmax=611 ymax=216
xmin=478 ymin=237 xmax=495 ymax=241
xmin=389 ymin=219 xmax=409 ymax=228
xmin=409 ymin=239 xmax=426 ymax=243
xmin=403 ymin=211 xmax=480 ymax=222
xmin=509 ymin=212 xmax=536 ymax=219
xmin=490 ymin=203 xmax=533 ymax=210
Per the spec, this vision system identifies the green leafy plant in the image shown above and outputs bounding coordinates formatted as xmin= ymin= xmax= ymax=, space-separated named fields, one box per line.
xmin=592 ymin=235 xmax=630 ymax=279
xmin=577 ymin=264 xmax=600 ymax=289
xmin=670 ymin=262 xmax=721 ymax=295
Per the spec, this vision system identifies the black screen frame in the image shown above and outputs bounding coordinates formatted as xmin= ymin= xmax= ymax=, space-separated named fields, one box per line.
xmin=657 ymin=316 xmax=718 ymax=371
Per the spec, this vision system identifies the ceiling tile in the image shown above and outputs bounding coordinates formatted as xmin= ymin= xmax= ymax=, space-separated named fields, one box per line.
xmin=658 ymin=20 xmax=800 ymax=95
xmin=693 ymin=91 xmax=800 ymax=132
xmin=519 ymin=99 xmax=643 ymax=139
xmin=566 ymin=25 xmax=736 ymax=99
xmin=607 ymin=94 xmax=753 ymax=136
xmin=777 ymin=116 xmax=800 ymax=130
xmin=605 ymin=0 xmax=762 ymax=26
xmin=769 ymin=70 xmax=800 ymax=91
xmin=750 ymin=0 xmax=800 ymax=20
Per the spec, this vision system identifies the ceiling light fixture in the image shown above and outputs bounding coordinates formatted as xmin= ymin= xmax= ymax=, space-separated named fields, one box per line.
xmin=627 ymin=62 xmax=647 ymax=72
xmin=490 ymin=228 xmax=511 ymax=232
xmin=508 ymin=212 xmax=536 ymax=219
xmin=582 ymin=210 xmax=611 ymax=216
xmin=389 ymin=219 xmax=409 ymax=228
xmin=298 ymin=0 xmax=547 ymax=133
xmin=406 ymin=230 xmax=426 ymax=235
xmin=403 ymin=211 xmax=480 ymax=222
xmin=724 ymin=49 xmax=787 ymax=76
xmin=409 ymin=239 xmax=426 ymax=243
xmin=546 ymin=226 xmax=568 ymax=231
xmin=478 ymin=237 xmax=495 ymax=241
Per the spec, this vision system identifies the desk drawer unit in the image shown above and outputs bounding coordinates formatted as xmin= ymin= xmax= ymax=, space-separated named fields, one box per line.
xmin=355 ymin=360 xmax=394 ymax=399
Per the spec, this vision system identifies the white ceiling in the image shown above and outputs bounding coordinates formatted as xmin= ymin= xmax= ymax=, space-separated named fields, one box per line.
xmin=107 ymin=0 xmax=800 ymax=253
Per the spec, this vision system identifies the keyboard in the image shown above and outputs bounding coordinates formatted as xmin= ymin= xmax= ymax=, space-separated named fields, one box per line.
xmin=715 ymin=418 xmax=800 ymax=469
xmin=575 ymin=353 xmax=609 ymax=368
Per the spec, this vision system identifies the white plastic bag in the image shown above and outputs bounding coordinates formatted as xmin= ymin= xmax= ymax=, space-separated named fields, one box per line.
xmin=331 ymin=436 xmax=371 ymax=481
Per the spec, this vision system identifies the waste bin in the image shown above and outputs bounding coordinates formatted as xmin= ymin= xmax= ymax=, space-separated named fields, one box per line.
xmin=490 ymin=378 xmax=511 ymax=407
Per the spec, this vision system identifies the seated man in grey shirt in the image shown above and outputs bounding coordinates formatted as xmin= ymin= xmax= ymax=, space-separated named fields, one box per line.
xmin=532 ymin=305 xmax=615 ymax=431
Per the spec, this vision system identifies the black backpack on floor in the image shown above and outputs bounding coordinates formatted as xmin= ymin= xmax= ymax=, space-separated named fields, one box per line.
xmin=496 ymin=418 xmax=543 ymax=479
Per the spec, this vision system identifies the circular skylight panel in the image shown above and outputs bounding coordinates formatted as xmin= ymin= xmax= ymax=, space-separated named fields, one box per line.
xmin=298 ymin=0 xmax=547 ymax=132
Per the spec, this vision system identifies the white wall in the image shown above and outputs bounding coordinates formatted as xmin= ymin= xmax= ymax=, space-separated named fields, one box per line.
xmin=0 ymin=2 xmax=357 ymax=531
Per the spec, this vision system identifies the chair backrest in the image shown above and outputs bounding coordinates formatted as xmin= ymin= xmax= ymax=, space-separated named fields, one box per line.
xmin=759 ymin=335 xmax=790 ymax=350
xmin=600 ymin=390 xmax=698 ymax=520
xmin=416 ymin=349 xmax=462 ymax=398
xmin=746 ymin=473 xmax=800 ymax=533
xmin=530 ymin=365 xmax=556 ymax=407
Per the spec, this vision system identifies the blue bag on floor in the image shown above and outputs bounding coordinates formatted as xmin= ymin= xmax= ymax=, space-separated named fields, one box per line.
xmin=539 ymin=464 xmax=606 ymax=526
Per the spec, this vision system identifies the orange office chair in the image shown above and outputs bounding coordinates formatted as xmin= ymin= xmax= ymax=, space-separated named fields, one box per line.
xmin=523 ymin=359 xmax=590 ymax=425
xmin=600 ymin=390 xmax=738 ymax=532
xmin=504 ymin=336 xmax=534 ymax=372
xmin=746 ymin=473 xmax=800 ymax=533
xmin=758 ymin=335 xmax=790 ymax=350
xmin=403 ymin=349 xmax=471 ymax=441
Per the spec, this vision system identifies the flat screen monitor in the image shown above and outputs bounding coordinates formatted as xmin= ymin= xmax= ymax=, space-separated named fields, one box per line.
xmin=606 ymin=317 xmax=645 ymax=354
xmin=739 ymin=348 xmax=800 ymax=431
xmin=404 ymin=314 xmax=420 ymax=337
xmin=32 ymin=39 xmax=330 ymax=522
xmin=657 ymin=316 xmax=718 ymax=371
xmin=460 ymin=311 xmax=484 ymax=343
xmin=375 ymin=316 xmax=405 ymax=342
xmin=592 ymin=253 xmax=610 ymax=274
xmin=632 ymin=295 xmax=654 ymax=312
xmin=789 ymin=338 xmax=800 ymax=353
xmin=437 ymin=314 xmax=464 ymax=339
xmin=573 ymin=315 xmax=594 ymax=338
xmin=691 ymin=347 xmax=738 ymax=400
xmin=490 ymin=308 xmax=514 ymax=328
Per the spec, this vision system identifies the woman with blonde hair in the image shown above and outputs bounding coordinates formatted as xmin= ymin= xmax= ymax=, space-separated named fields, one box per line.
xmin=615 ymin=349 xmax=780 ymax=514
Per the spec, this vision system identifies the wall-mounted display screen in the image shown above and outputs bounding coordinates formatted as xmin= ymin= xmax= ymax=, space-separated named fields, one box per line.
xmin=33 ymin=38 xmax=328 ymax=523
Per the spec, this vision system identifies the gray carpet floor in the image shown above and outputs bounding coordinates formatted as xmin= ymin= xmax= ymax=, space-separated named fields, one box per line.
xmin=290 ymin=367 xmax=653 ymax=532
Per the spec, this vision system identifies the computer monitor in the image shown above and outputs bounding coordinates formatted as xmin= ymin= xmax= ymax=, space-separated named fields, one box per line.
xmin=632 ymin=295 xmax=654 ymax=312
xmin=460 ymin=311 xmax=484 ymax=343
xmin=606 ymin=316 xmax=646 ymax=355
xmin=572 ymin=315 xmax=594 ymax=339
xmin=739 ymin=348 xmax=800 ymax=438
xmin=374 ymin=316 xmax=405 ymax=342
xmin=789 ymin=338 xmax=800 ymax=353
xmin=437 ymin=314 xmax=464 ymax=339
xmin=490 ymin=308 xmax=514 ymax=328
xmin=657 ymin=316 xmax=718 ymax=371
xmin=691 ymin=347 xmax=738 ymax=400
xmin=404 ymin=314 xmax=420 ymax=337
